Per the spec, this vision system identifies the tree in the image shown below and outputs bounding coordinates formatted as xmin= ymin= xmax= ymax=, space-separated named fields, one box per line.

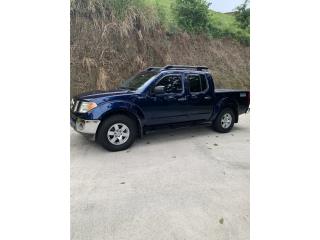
xmin=172 ymin=0 xmax=211 ymax=33
xmin=235 ymin=0 xmax=250 ymax=30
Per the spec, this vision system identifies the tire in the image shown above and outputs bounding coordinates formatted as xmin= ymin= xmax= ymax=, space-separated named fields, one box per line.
xmin=96 ymin=114 xmax=137 ymax=151
xmin=213 ymin=108 xmax=235 ymax=133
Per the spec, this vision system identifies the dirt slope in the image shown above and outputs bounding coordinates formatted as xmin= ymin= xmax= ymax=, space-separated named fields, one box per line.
xmin=71 ymin=16 xmax=249 ymax=96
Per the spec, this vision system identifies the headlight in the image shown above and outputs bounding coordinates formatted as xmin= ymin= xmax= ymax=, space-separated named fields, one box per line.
xmin=78 ymin=102 xmax=97 ymax=113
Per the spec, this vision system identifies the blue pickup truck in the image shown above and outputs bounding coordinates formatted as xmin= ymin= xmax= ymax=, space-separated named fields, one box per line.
xmin=71 ymin=65 xmax=250 ymax=151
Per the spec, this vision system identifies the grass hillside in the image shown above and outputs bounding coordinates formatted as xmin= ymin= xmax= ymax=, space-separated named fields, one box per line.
xmin=209 ymin=11 xmax=249 ymax=44
xmin=71 ymin=0 xmax=249 ymax=44
xmin=70 ymin=0 xmax=250 ymax=96
xmin=145 ymin=0 xmax=249 ymax=44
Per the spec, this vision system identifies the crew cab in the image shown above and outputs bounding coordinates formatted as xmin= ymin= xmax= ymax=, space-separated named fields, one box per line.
xmin=70 ymin=65 xmax=250 ymax=151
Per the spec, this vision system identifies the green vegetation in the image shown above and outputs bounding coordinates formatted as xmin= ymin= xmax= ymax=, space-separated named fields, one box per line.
xmin=172 ymin=0 xmax=210 ymax=33
xmin=71 ymin=0 xmax=249 ymax=45
xmin=234 ymin=0 xmax=250 ymax=30
xmin=146 ymin=0 xmax=249 ymax=45
xmin=208 ymin=11 xmax=249 ymax=45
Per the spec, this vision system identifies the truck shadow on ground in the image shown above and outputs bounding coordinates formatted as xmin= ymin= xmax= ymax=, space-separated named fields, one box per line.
xmin=71 ymin=123 xmax=248 ymax=153
xmin=135 ymin=124 xmax=247 ymax=145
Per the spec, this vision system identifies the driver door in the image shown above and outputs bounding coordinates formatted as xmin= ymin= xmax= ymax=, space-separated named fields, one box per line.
xmin=143 ymin=74 xmax=189 ymax=125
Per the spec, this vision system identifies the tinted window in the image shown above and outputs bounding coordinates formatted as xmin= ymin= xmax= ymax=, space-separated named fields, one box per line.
xmin=121 ymin=71 xmax=159 ymax=90
xmin=188 ymin=74 xmax=208 ymax=92
xmin=200 ymin=75 xmax=208 ymax=90
xmin=154 ymin=75 xmax=183 ymax=94
xmin=189 ymin=75 xmax=201 ymax=92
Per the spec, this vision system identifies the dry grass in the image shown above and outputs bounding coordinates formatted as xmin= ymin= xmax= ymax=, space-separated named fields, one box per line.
xmin=70 ymin=0 xmax=250 ymax=96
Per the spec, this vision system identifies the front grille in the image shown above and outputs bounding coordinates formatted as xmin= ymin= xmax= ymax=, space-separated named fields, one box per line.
xmin=70 ymin=98 xmax=74 ymax=109
xmin=70 ymin=100 xmax=81 ymax=112
xmin=74 ymin=100 xmax=80 ymax=112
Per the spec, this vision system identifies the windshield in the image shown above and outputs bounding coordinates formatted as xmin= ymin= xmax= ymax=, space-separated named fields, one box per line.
xmin=120 ymin=71 xmax=159 ymax=90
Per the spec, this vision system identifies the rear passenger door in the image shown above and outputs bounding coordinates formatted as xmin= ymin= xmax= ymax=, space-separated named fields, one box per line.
xmin=186 ymin=74 xmax=213 ymax=120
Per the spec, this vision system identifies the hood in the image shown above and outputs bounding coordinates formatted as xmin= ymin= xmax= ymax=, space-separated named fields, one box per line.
xmin=74 ymin=89 xmax=135 ymax=103
xmin=74 ymin=89 xmax=135 ymax=104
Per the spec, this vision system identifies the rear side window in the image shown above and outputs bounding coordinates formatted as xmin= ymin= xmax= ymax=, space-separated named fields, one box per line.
xmin=188 ymin=74 xmax=208 ymax=93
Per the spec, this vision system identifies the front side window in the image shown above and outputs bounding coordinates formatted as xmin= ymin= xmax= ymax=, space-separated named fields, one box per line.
xmin=121 ymin=71 xmax=159 ymax=90
xmin=188 ymin=74 xmax=208 ymax=93
xmin=154 ymin=75 xmax=183 ymax=94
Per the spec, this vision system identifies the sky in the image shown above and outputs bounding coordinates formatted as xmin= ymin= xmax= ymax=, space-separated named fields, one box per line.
xmin=209 ymin=0 xmax=247 ymax=13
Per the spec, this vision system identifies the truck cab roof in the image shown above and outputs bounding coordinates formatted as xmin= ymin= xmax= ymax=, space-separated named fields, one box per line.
xmin=145 ymin=65 xmax=210 ymax=75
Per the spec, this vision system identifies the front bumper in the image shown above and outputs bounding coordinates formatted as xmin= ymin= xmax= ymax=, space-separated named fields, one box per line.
xmin=70 ymin=116 xmax=100 ymax=134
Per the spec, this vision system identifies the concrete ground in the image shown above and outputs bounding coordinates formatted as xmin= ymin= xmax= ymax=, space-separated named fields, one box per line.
xmin=71 ymin=114 xmax=250 ymax=240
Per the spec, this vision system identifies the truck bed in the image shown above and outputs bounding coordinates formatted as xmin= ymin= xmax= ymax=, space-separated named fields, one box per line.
xmin=214 ymin=89 xmax=250 ymax=115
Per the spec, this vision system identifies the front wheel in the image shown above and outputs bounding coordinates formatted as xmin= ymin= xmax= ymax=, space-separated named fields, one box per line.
xmin=96 ymin=114 xmax=137 ymax=151
xmin=213 ymin=108 xmax=235 ymax=133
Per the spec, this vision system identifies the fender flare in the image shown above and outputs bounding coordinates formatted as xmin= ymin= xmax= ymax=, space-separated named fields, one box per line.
xmin=211 ymin=97 xmax=239 ymax=123
xmin=93 ymin=100 xmax=145 ymax=137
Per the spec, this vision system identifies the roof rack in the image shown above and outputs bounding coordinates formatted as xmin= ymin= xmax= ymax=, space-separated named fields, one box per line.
xmin=162 ymin=65 xmax=209 ymax=71
xmin=145 ymin=67 xmax=162 ymax=71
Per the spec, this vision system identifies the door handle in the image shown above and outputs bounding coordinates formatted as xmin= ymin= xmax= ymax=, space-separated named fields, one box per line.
xmin=166 ymin=95 xmax=175 ymax=100
xmin=177 ymin=97 xmax=187 ymax=102
xmin=204 ymin=96 xmax=212 ymax=100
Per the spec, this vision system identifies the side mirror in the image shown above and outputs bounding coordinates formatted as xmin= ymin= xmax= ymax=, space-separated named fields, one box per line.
xmin=153 ymin=85 xmax=165 ymax=94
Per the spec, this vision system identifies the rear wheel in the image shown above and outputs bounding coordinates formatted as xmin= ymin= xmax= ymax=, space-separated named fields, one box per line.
xmin=213 ymin=108 xmax=235 ymax=133
xmin=96 ymin=114 xmax=137 ymax=151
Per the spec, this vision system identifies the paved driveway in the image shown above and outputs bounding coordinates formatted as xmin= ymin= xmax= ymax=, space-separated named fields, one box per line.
xmin=71 ymin=114 xmax=250 ymax=240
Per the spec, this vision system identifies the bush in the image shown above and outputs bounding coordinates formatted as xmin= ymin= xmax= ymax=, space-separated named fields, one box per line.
xmin=234 ymin=0 xmax=250 ymax=30
xmin=172 ymin=0 xmax=211 ymax=33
